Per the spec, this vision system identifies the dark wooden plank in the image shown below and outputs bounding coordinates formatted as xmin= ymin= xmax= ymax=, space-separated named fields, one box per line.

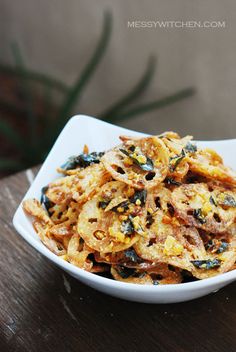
xmin=0 ymin=167 xmax=236 ymax=352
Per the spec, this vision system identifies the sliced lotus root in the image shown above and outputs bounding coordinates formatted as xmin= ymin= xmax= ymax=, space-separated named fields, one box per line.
xmin=33 ymin=220 xmax=66 ymax=256
xmin=94 ymin=248 xmax=157 ymax=270
xmin=111 ymin=263 xmax=182 ymax=285
xmin=44 ymin=174 xmax=76 ymax=205
xmin=146 ymin=183 xmax=173 ymax=213
xmin=48 ymin=201 xmax=80 ymax=225
xmin=111 ymin=265 xmax=153 ymax=284
xmin=45 ymin=163 xmax=111 ymax=207
xmin=157 ymin=131 xmax=181 ymax=140
xmin=230 ymin=262 xmax=236 ymax=271
xmin=134 ymin=210 xmax=235 ymax=279
xmin=192 ymin=229 xmax=236 ymax=279
xmin=200 ymin=230 xmax=236 ymax=254
xmin=101 ymin=136 xmax=169 ymax=189
xmin=171 ymin=183 xmax=236 ymax=233
xmin=23 ymin=199 xmax=54 ymax=225
xmin=187 ymin=148 xmax=236 ymax=185
xmin=161 ymin=135 xmax=197 ymax=182
xmin=190 ymin=250 xmax=236 ymax=280
xmin=135 ymin=208 xmax=205 ymax=266
xmin=145 ymin=263 xmax=182 ymax=284
xmin=67 ymin=234 xmax=94 ymax=271
xmin=162 ymin=135 xmax=194 ymax=155
xmin=77 ymin=181 xmax=146 ymax=253
xmin=48 ymin=223 xmax=75 ymax=239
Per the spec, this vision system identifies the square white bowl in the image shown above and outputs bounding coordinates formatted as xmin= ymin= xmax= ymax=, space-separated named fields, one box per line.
xmin=13 ymin=115 xmax=236 ymax=303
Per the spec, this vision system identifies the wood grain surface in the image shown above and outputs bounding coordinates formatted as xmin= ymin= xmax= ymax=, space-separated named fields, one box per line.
xmin=1 ymin=167 xmax=236 ymax=352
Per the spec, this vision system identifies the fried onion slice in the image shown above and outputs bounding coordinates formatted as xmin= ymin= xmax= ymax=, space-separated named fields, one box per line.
xmin=171 ymin=183 xmax=236 ymax=233
xmin=101 ymin=136 xmax=169 ymax=189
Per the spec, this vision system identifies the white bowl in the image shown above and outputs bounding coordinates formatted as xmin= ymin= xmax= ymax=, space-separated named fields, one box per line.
xmin=13 ymin=115 xmax=236 ymax=303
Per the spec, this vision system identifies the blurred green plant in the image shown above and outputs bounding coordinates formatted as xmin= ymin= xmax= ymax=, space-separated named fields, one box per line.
xmin=0 ymin=12 xmax=195 ymax=173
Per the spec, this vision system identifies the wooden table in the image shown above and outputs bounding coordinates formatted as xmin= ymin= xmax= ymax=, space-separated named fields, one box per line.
xmin=1 ymin=168 xmax=236 ymax=352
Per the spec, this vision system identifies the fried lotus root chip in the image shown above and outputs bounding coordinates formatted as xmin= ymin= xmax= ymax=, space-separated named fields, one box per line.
xmin=101 ymin=136 xmax=169 ymax=189
xmin=134 ymin=211 xmax=235 ymax=279
xmin=23 ymin=200 xmax=74 ymax=254
xmin=67 ymin=234 xmax=108 ymax=272
xmin=190 ymin=250 xmax=236 ymax=280
xmin=45 ymin=175 xmax=76 ymax=205
xmin=187 ymin=148 xmax=236 ymax=185
xmin=162 ymin=135 xmax=197 ymax=182
xmin=49 ymin=201 xmax=80 ymax=225
xmin=49 ymin=223 xmax=75 ymax=239
xmin=194 ymin=230 xmax=236 ymax=279
xmin=171 ymin=183 xmax=236 ymax=233
xmin=111 ymin=263 xmax=182 ymax=285
xmin=94 ymin=248 xmax=157 ymax=270
xmin=145 ymin=264 xmax=182 ymax=284
xmin=135 ymin=206 xmax=204 ymax=267
xmin=67 ymin=234 xmax=94 ymax=271
xmin=111 ymin=265 xmax=153 ymax=284
xmin=146 ymin=183 xmax=173 ymax=213
xmin=77 ymin=181 xmax=146 ymax=253
xmin=23 ymin=199 xmax=53 ymax=225
xmin=46 ymin=163 xmax=111 ymax=205
xmin=230 ymin=262 xmax=236 ymax=271
xmin=33 ymin=221 xmax=66 ymax=256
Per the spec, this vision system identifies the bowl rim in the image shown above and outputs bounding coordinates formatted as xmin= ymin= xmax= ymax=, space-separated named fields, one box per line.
xmin=12 ymin=114 xmax=236 ymax=293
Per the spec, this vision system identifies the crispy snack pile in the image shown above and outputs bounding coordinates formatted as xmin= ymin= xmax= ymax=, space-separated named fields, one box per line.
xmin=23 ymin=132 xmax=236 ymax=285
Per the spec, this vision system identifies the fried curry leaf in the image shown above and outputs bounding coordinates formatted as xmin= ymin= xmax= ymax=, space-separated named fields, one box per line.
xmin=116 ymin=266 xmax=146 ymax=279
xmin=205 ymin=239 xmax=214 ymax=251
xmin=165 ymin=177 xmax=182 ymax=186
xmin=124 ymin=249 xmax=140 ymax=263
xmin=152 ymin=280 xmax=160 ymax=285
xmin=216 ymin=242 xmax=228 ymax=254
xmin=184 ymin=141 xmax=197 ymax=153
xmin=119 ymin=148 xmax=154 ymax=171
xmin=193 ymin=208 xmax=206 ymax=224
xmin=98 ymin=200 xmax=110 ymax=209
xmin=205 ymin=239 xmax=228 ymax=254
xmin=116 ymin=266 xmax=136 ymax=278
xmin=209 ymin=195 xmax=217 ymax=206
xmin=219 ymin=194 xmax=236 ymax=208
xmin=121 ymin=218 xmax=134 ymax=235
xmin=121 ymin=215 xmax=144 ymax=235
xmin=61 ymin=152 xmax=104 ymax=170
xmin=191 ymin=259 xmax=221 ymax=269
xmin=129 ymin=189 xmax=147 ymax=206
xmin=110 ymin=200 xmax=130 ymax=212
xmin=169 ymin=149 xmax=186 ymax=172
xmin=40 ymin=186 xmax=54 ymax=213
xmin=119 ymin=148 xmax=131 ymax=157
